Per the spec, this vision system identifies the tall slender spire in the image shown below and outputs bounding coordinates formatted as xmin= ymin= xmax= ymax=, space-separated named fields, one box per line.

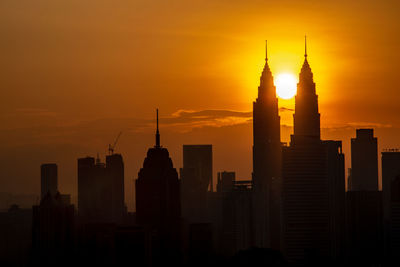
xmin=155 ymin=109 xmax=160 ymax=148
xmin=301 ymin=35 xmax=311 ymax=72
xmin=258 ymin=40 xmax=274 ymax=100
xmin=304 ymin=35 xmax=307 ymax=58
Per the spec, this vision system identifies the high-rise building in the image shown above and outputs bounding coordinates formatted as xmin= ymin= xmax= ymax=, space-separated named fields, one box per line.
xmin=252 ymin=41 xmax=282 ymax=249
xmin=78 ymin=157 xmax=95 ymax=220
xmin=180 ymin=144 xmax=212 ymax=223
xmin=282 ymin=40 xmax=345 ymax=265
xmin=346 ymin=129 xmax=382 ymax=265
xmin=40 ymin=163 xmax=58 ymax=199
xmin=78 ymin=154 xmax=125 ymax=224
xmin=382 ymin=150 xmax=400 ymax=262
xmin=106 ymin=153 xmax=125 ymax=223
xmin=135 ymin=109 xmax=181 ymax=264
xmin=349 ymin=129 xmax=378 ymax=191
xmin=78 ymin=156 xmax=112 ymax=223
xmin=216 ymin=179 xmax=254 ymax=257
xmin=292 ymin=40 xmax=320 ymax=141
xmin=182 ymin=145 xmax=213 ymax=191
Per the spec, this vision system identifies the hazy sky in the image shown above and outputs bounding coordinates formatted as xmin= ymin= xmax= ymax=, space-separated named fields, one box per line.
xmin=1 ymin=0 xmax=400 ymax=210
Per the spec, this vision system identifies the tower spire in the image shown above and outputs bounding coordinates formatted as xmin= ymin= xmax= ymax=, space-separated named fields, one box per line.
xmin=304 ymin=35 xmax=308 ymax=58
xmin=265 ymin=40 xmax=268 ymax=61
xmin=155 ymin=109 xmax=160 ymax=148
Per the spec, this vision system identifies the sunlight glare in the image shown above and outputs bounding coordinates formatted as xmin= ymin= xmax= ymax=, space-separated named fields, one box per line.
xmin=275 ymin=73 xmax=297 ymax=99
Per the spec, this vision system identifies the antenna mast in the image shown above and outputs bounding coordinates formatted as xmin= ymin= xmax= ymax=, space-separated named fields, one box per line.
xmin=156 ymin=109 xmax=160 ymax=148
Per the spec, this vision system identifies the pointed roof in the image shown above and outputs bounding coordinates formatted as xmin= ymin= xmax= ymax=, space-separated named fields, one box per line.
xmin=262 ymin=40 xmax=271 ymax=73
xmin=299 ymin=35 xmax=313 ymax=82
xmin=259 ymin=40 xmax=273 ymax=83
xmin=257 ymin=40 xmax=276 ymax=100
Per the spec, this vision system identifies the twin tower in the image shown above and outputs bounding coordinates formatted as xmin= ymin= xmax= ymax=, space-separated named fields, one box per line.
xmin=253 ymin=40 xmax=345 ymax=264
xmin=253 ymin=39 xmax=320 ymax=171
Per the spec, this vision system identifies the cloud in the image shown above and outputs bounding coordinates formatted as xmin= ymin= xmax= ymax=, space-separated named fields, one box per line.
xmin=3 ymin=107 xmax=395 ymax=147
xmin=15 ymin=108 xmax=58 ymax=117
xmin=279 ymin=107 xmax=294 ymax=112
xmin=163 ymin=109 xmax=252 ymax=131
xmin=0 ymin=109 xmax=255 ymax=147
xmin=345 ymin=122 xmax=392 ymax=128
xmin=171 ymin=109 xmax=252 ymax=119
xmin=322 ymin=122 xmax=393 ymax=132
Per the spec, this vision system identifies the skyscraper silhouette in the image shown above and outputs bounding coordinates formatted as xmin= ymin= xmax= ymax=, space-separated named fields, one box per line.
xmin=293 ymin=38 xmax=320 ymax=141
xmin=78 ymin=154 xmax=125 ymax=224
xmin=282 ymin=38 xmax=345 ymax=265
xmin=41 ymin=163 xmax=58 ymax=199
xmin=182 ymin=145 xmax=213 ymax=192
xmin=218 ymin=179 xmax=254 ymax=257
xmin=252 ymin=41 xmax=282 ymax=249
xmin=180 ymin=145 xmax=212 ymax=223
xmin=350 ymin=129 xmax=379 ymax=191
xmin=78 ymin=156 xmax=113 ymax=223
xmin=106 ymin=153 xmax=126 ymax=223
xmin=346 ymin=129 xmax=382 ymax=265
xmin=135 ymin=109 xmax=181 ymax=264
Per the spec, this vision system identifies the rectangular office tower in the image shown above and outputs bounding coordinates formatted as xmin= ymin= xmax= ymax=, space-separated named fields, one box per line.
xmin=106 ymin=154 xmax=125 ymax=224
xmin=382 ymin=150 xmax=400 ymax=263
xmin=346 ymin=129 xmax=382 ymax=265
xmin=182 ymin=145 xmax=213 ymax=191
xmin=78 ymin=154 xmax=125 ymax=224
xmin=282 ymin=140 xmax=345 ymax=264
xmin=41 ymin=163 xmax=58 ymax=199
xmin=216 ymin=178 xmax=254 ymax=257
xmin=349 ymin=129 xmax=378 ymax=191
xmin=180 ymin=145 xmax=212 ymax=223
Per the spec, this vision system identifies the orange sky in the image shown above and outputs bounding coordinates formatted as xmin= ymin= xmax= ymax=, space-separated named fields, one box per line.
xmin=1 ymin=0 xmax=400 ymax=210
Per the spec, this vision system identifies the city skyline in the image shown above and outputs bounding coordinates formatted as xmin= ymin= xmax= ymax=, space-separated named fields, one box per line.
xmin=2 ymin=1 xmax=400 ymax=266
xmin=1 ymin=41 xmax=399 ymax=210
xmin=1 ymin=1 xmax=400 ymax=214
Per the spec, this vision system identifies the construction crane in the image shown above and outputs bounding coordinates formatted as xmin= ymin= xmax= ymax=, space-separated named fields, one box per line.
xmin=108 ymin=131 xmax=122 ymax=155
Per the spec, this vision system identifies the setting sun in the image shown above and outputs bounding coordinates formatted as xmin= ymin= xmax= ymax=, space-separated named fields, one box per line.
xmin=275 ymin=73 xmax=297 ymax=99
